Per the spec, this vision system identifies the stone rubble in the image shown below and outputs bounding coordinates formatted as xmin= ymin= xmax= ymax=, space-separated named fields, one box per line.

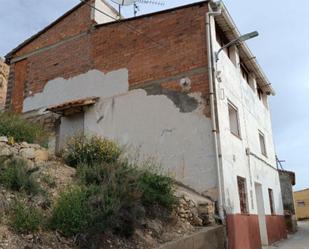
xmin=176 ymin=193 xmax=215 ymax=227
xmin=0 ymin=138 xmax=49 ymax=163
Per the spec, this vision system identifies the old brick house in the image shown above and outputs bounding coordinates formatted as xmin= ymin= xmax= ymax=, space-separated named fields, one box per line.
xmin=0 ymin=58 xmax=9 ymax=110
xmin=5 ymin=0 xmax=287 ymax=248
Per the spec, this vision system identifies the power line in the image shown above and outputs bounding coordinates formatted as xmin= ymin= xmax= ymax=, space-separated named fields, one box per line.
xmin=80 ymin=0 xmax=165 ymax=49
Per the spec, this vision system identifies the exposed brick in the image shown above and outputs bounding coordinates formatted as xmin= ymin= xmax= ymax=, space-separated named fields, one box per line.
xmin=11 ymin=60 xmax=27 ymax=112
xmin=7 ymin=2 xmax=210 ymax=116
xmin=14 ymin=1 xmax=94 ymax=57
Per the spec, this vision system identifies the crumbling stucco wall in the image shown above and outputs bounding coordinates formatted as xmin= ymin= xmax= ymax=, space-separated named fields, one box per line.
xmin=22 ymin=69 xmax=218 ymax=196
xmin=85 ymin=90 xmax=217 ymax=194
xmin=23 ymin=69 xmax=128 ymax=112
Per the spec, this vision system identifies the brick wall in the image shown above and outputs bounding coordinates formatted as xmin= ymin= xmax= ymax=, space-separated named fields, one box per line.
xmin=7 ymin=2 xmax=210 ymax=115
xmin=6 ymin=1 xmax=94 ymax=111
xmin=15 ymin=1 xmax=94 ymax=57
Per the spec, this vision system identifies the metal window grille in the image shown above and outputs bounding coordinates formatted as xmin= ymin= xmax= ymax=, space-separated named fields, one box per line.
xmin=268 ymin=188 xmax=275 ymax=215
xmin=237 ymin=176 xmax=248 ymax=214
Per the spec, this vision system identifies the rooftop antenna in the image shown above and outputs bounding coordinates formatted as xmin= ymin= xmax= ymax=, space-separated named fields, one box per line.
xmin=276 ymin=155 xmax=286 ymax=170
xmin=111 ymin=0 xmax=165 ymax=17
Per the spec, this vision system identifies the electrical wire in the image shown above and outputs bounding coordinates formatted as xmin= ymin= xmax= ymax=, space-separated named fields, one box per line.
xmin=80 ymin=0 xmax=165 ymax=49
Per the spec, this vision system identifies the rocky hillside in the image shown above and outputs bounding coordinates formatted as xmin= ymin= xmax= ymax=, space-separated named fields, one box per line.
xmin=0 ymin=137 xmax=215 ymax=249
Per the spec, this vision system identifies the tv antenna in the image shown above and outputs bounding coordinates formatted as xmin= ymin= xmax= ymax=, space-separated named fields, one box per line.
xmin=111 ymin=0 xmax=165 ymax=17
xmin=276 ymin=155 xmax=286 ymax=170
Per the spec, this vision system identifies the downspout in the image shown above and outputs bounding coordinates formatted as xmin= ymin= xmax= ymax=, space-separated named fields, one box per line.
xmin=205 ymin=5 xmax=225 ymax=221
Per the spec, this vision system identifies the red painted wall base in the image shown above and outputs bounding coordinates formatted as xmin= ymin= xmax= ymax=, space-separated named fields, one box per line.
xmin=227 ymin=214 xmax=287 ymax=249
xmin=266 ymin=215 xmax=287 ymax=244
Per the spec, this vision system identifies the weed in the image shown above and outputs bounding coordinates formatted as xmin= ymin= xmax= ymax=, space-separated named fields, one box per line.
xmin=49 ymin=187 xmax=91 ymax=237
xmin=41 ymin=174 xmax=56 ymax=189
xmin=0 ymin=112 xmax=48 ymax=146
xmin=139 ymin=170 xmax=177 ymax=210
xmin=9 ymin=200 xmax=42 ymax=233
xmin=0 ymin=158 xmax=41 ymax=195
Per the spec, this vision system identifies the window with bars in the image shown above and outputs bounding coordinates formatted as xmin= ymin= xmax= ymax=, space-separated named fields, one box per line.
xmin=237 ymin=176 xmax=249 ymax=214
xmin=268 ymin=188 xmax=275 ymax=215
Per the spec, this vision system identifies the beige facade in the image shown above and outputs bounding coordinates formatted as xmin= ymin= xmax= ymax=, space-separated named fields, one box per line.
xmin=0 ymin=58 xmax=9 ymax=110
xmin=294 ymin=189 xmax=309 ymax=220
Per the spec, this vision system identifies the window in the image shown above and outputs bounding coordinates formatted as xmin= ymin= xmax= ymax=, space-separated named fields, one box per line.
xmin=257 ymin=85 xmax=263 ymax=101
xmin=237 ymin=176 xmax=249 ymax=214
xmin=259 ymin=131 xmax=267 ymax=156
xmin=216 ymin=23 xmax=231 ymax=58
xmin=240 ymin=63 xmax=250 ymax=83
xmin=297 ymin=201 xmax=305 ymax=207
xmin=228 ymin=102 xmax=241 ymax=138
xmin=268 ymin=188 xmax=275 ymax=215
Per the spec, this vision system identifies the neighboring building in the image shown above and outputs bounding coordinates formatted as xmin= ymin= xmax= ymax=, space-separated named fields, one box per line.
xmin=0 ymin=58 xmax=9 ymax=110
xmin=294 ymin=188 xmax=309 ymax=220
xmin=279 ymin=170 xmax=297 ymax=233
xmin=4 ymin=1 xmax=287 ymax=248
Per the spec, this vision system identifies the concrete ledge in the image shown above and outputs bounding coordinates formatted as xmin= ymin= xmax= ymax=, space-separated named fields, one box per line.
xmin=158 ymin=225 xmax=225 ymax=249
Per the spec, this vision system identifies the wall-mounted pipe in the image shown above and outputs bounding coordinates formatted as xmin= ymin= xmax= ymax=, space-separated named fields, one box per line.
xmin=205 ymin=3 xmax=225 ymax=221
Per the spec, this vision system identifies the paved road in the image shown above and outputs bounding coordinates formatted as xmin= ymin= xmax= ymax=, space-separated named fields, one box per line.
xmin=265 ymin=221 xmax=309 ymax=249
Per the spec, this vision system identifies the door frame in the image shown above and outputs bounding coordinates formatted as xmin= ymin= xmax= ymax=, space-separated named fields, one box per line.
xmin=255 ymin=182 xmax=269 ymax=246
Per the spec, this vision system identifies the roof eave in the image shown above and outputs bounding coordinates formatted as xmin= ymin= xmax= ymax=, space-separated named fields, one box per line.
xmin=215 ymin=2 xmax=275 ymax=96
xmin=94 ymin=0 xmax=210 ymax=29
xmin=5 ymin=0 xmax=211 ymax=64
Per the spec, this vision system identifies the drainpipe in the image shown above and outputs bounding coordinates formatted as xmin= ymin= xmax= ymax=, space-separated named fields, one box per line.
xmin=205 ymin=4 xmax=225 ymax=222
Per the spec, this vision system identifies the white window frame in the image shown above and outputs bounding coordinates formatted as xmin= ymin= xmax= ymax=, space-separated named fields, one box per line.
xmin=259 ymin=131 xmax=267 ymax=157
xmin=228 ymin=101 xmax=241 ymax=138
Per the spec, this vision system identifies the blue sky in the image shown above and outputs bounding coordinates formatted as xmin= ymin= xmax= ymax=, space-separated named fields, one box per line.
xmin=0 ymin=1 xmax=308 ymax=190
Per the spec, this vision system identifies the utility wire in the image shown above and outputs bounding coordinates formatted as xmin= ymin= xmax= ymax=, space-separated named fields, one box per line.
xmin=80 ymin=0 xmax=165 ymax=49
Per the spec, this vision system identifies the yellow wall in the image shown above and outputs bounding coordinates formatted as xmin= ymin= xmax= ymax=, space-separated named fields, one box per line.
xmin=294 ymin=189 xmax=309 ymax=220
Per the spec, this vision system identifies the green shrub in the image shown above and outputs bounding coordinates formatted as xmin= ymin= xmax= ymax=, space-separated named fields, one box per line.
xmin=52 ymin=161 xmax=142 ymax=239
xmin=139 ymin=170 xmax=176 ymax=209
xmin=63 ymin=135 xmax=121 ymax=167
xmin=75 ymin=162 xmax=142 ymax=233
xmin=76 ymin=163 xmax=109 ymax=186
xmin=84 ymin=183 xmax=142 ymax=239
xmin=0 ymin=158 xmax=40 ymax=195
xmin=51 ymin=158 xmax=176 ymax=244
xmin=0 ymin=112 xmax=48 ymax=146
xmin=9 ymin=200 xmax=42 ymax=233
xmin=50 ymin=187 xmax=91 ymax=237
